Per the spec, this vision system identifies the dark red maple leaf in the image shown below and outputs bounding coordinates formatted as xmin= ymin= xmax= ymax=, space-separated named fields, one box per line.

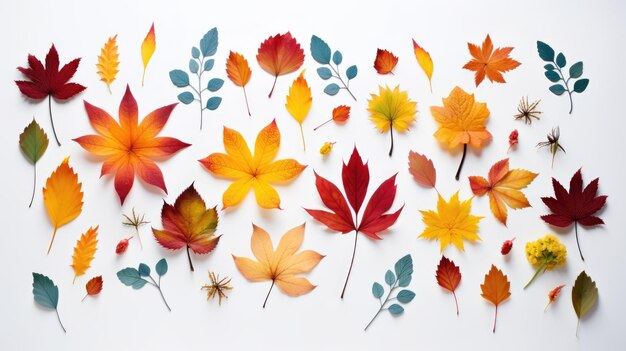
xmin=304 ymin=147 xmax=403 ymax=298
xmin=16 ymin=44 xmax=86 ymax=146
xmin=541 ymin=169 xmax=607 ymax=261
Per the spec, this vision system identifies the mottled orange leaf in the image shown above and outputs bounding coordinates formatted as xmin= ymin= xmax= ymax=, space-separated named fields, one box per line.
xmin=480 ymin=265 xmax=511 ymax=333
xmin=226 ymin=51 xmax=252 ymax=116
xmin=374 ymin=49 xmax=398 ymax=74
xmin=71 ymin=226 xmax=98 ymax=283
xmin=407 ymin=151 xmax=436 ymax=190
xmin=83 ymin=276 xmax=103 ymax=301
xmin=463 ymin=34 xmax=521 ymax=87
xmin=314 ymin=105 xmax=350 ymax=131
xmin=256 ymin=32 xmax=304 ymax=98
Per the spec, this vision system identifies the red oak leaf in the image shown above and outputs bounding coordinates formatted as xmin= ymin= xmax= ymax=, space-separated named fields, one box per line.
xmin=305 ymin=147 xmax=403 ymax=298
xmin=541 ymin=169 xmax=607 ymax=261
xmin=15 ymin=44 xmax=86 ymax=146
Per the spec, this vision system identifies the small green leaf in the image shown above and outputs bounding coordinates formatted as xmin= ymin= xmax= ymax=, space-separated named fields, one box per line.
xmin=138 ymin=263 xmax=150 ymax=277
xmin=32 ymin=273 xmax=58 ymax=309
xmin=572 ymin=271 xmax=598 ymax=328
xmin=207 ymin=78 xmax=224 ymax=92
xmin=394 ymin=254 xmax=413 ymax=282
xmin=385 ymin=270 xmax=395 ymax=286
xmin=398 ymin=275 xmax=412 ymax=288
xmin=388 ymin=304 xmax=404 ymax=315
xmin=545 ymin=70 xmax=561 ymax=82
xmin=20 ymin=119 xmax=48 ymax=164
xmin=549 ymin=84 xmax=566 ymax=96
xmin=200 ymin=27 xmax=218 ymax=57
xmin=537 ymin=41 xmax=555 ymax=62
xmin=569 ymin=62 xmax=583 ymax=79
xmin=317 ymin=67 xmax=332 ymax=80
xmin=156 ymin=258 xmax=168 ymax=276
xmin=310 ymin=35 xmax=331 ymax=64
xmin=346 ymin=65 xmax=358 ymax=80
xmin=324 ymin=83 xmax=340 ymax=96
xmin=189 ymin=59 xmax=199 ymax=74
xmin=204 ymin=59 xmax=215 ymax=72
xmin=169 ymin=70 xmax=190 ymax=87
xmin=117 ymin=268 xmax=148 ymax=289
xmin=544 ymin=63 xmax=555 ymax=71
xmin=177 ymin=92 xmax=194 ymax=104
xmin=397 ymin=289 xmax=416 ymax=304
xmin=372 ymin=282 xmax=384 ymax=298
xmin=556 ymin=53 xmax=566 ymax=68
xmin=206 ymin=96 xmax=222 ymax=110
xmin=574 ymin=79 xmax=589 ymax=93
xmin=333 ymin=50 xmax=343 ymax=65
xmin=191 ymin=47 xmax=200 ymax=59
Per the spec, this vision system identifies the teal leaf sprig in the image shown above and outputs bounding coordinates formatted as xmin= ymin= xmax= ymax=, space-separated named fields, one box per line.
xmin=537 ymin=41 xmax=589 ymax=114
xmin=364 ymin=254 xmax=414 ymax=331
xmin=117 ymin=258 xmax=171 ymax=311
xmin=169 ymin=28 xmax=224 ymax=130
xmin=310 ymin=35 xmax=357 ymax=100
xmin=32 ymin=273 xmax=66 ymax=333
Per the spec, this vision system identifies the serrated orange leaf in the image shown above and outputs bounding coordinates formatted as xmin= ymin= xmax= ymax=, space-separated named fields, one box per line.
xmin=313 ymin=105 xmax=350 ymax=131
xmin=285 ymin=70 xmax=312 ymax=150
xmin=412 ymin=40 xmax=433 ymax=92
xmin=419 ymin=192 xmax=482 ymax=252
xmin=469 ymin=158 xmax=538 ymax=225
xmin=84 ymin=276 xmax=103 ymax=301
xmin=96 ymin=35 xmax=120 ymax=93
xmin=436 ymin=256 xmax=461 ymax=315
xmin=407 ymin=151 xmax=436 ymax=190
xmin=199 ymin=119 xmax=306 ymax=210
xmin=226 ymin=51 xmax=252 ymax=116
xmin=233 ymin=223 xmax=324 ymax=307
xmin=463 ymin=34 xmax=521 ymax=87
xmin=545 ymin=284 xmax=565 ymax=311
xmin=431 ymin=86 xmax=491 ymax=180
xmin=256 ymin=32 xmax=304 ymax=98
xmin=43 ymin=157 xmax=84 ymax=254
xmin=480 ymin=265 xmax=511 ymax=333
xmin=71 ymin=226 xmax=98 ymax=283
xmin=373 ymin=49 xmax=398 ymax=75
xmin=141 ymin=23 xmax=156 ymax=86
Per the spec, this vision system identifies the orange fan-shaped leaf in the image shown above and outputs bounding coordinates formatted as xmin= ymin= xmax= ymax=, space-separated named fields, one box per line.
xmin=256 ymin=32 xmax=304 ymax=98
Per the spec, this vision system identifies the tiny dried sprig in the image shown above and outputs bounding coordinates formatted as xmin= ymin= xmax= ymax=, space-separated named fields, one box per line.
xmin=536 ymin=126 xmax=566 ymax=168
xmin=201 ymin=271 xmax=233 ymax=305
xmin=514 ymin=96 xmax=542 ymax=124
xmin=122 ymin=208 xmax=149 ymax=249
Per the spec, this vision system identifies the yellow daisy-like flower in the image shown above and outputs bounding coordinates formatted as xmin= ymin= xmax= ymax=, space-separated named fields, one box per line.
xmin=419 ymin=192 xmax=483 ymax=252
xmin=367 ymin=85 xmax=417 ymax=156
xmin=524 ymin=234 xmax=567 ymax=288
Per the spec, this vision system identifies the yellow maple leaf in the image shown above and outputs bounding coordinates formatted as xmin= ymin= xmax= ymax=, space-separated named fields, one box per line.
xmin=43 ymin=157 xmax=84 ymax=254
xmin=285 ymin=70 xmax=312 ymax=150
xmin=199 ymin=120 xmax=306 ymax=209
xmin=431 ymin=86 xmax=492 ymax=180
xmin=71 ymin=226 xmax=98 ymax=283
xmin=232 ymin=223 xmax=324 ymax=307
xmin=368 ymin=85 xmax=417 ymax=157
xmin=419 ymin=192 xmax=482 ymax=252
xmin=96 ymin=35 xmax=120 ymax=93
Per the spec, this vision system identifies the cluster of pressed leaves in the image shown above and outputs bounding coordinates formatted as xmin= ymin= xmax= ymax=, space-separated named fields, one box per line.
xmin=16 ymin=26 xmax=605 ymax=337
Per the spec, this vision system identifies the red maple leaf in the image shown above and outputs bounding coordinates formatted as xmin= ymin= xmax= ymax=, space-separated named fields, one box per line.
xmin=304 ymin=147 xmax=403 ymax=298
xmin=15 ymin=44 xmax=86 ymax=146
xmin=541 ymin=169 xmax=607 ymax=261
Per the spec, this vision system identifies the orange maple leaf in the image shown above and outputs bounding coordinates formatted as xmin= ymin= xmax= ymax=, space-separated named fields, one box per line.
xmin=469 ymin=158 xmax=538 ymax=225
xmin=463 ymin=34 xmax=521 ymax=86
xmin=374 ymin=49 xmax=398 ymax=75
xmin=74 ymin=85 xmax=190 ymax=204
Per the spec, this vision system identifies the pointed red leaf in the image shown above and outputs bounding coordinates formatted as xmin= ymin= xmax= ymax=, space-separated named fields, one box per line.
xmin=312 ymin=171 xmax=355 ymax=231
xmin=342 ymin=147 xmax=369 ymax=215
xmin=358 ymin=174 xmax=403 ymax=239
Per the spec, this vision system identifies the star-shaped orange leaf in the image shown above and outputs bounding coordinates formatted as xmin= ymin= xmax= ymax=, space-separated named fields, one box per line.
xmin=74 ymin=85 xmax=190 ymax=204
xmin=463 ymin=34 xmax=521 ymax=87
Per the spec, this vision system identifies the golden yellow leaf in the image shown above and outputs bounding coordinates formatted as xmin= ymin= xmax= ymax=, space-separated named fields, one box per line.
xmin=419 ymin=192 xmax=482 ymax=252
xmin=71 ymin=226 xmax=98 ymax=283
xmin=232 ymin=223 xmax=324 ymax=307
xmin=96 ymin=35 xmax=120 ymax=93
xmin=285 ymin=70 xmax=312 ymax=150
xmin=367 ymin=85 xmax=417 ymax=156
xmin=43 ymin=157 xmax=84 ymax=254
xmin=141 ymin=23 xmax=156 ymax=86
xmin=199 ymin=120 xmax=306 ymax=209
xmin=412 ymin=40 xmax=433 ymax=92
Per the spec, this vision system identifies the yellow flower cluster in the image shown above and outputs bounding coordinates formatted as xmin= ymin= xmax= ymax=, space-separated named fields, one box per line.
xmin=525 ymin=234 xmax=567 ymax=269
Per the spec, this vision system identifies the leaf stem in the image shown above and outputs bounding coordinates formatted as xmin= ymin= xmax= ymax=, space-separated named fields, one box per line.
xmin=388 ymin=127 xmax=394 ymax=157
xmin=243 ymin=86 xmax=251 ymax=116
xmin=453 ymin=291 xmax=459 ymax=316
xmin=148 ymin=275 xmax=171 ymax=311
xmin=268 ymin=76 xmax=278 ymax=98
xmin=328 ymin=64 xmax=356 ymax=101
xmin=48 ymin=96 xmax=61 ymax=146
xmin=263 ymin=280 xmax=275 ymax=308
xmin=365 ymin=279 xmax=397 ymax=331
xmin=552 ymin=60 xmax=574 ymax=114
xmin=186 ymin=245 xmax=194 ymax=271
xmin=364 ymin=307 xmax=382 ymax=331
xmin=313 ymin=118 xmax=333 ymax=131
xmin=340 ymin=231 xmax=359 ymax=299
xmin=198 ymin=57 xmax=204 ymax=130
xmin=47 ymin=227 xmax=58 ymax=255
xmin=575 ymin=221 xmax=584 ymax=261
xmin=299 ymin=124 xmax=306 ymax=151
xmin=55 ymin=309 xmax=66 ymax=333
xmin=455 ymin=144 xmax=467 ymax=181
xmin=493 ymin=305 xmax=498 ymax=333
xmin=81 ymin=293 xmax=88 ymax=302
xmin=28 ymin=163 xmax=36 ymax=208
xmin=524 ymin=260 xmax=548 ymax=289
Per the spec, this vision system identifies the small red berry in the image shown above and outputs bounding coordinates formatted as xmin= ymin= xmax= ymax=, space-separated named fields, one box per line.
xmin=116 ymin=237 xmax=133 ymax=254
xmin=501 ymin=237 xmax=516 ymax=255
xmin=508 ymin=129 xmax=519 ymax=152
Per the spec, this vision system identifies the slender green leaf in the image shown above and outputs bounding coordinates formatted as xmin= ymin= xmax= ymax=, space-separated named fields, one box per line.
xmin=156 ymin=258 xmax=168 ymax=276
xmin=372 ymin=282 xmax=384 ymax=298
xmin=385 ymin=270 xmax=395 ymax=286
xmin=537 ymin=41 xmax=555 ymax=62
xmin=138 ymin=263 xmax=151 ymax=277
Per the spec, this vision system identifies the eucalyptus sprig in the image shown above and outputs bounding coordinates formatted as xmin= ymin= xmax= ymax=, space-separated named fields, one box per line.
xmin=117 ymin=258 xmax=171 ymax=311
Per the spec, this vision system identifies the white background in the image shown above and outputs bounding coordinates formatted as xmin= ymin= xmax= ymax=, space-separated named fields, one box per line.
xmin=1 ymin=0 xmax=624 ymax=350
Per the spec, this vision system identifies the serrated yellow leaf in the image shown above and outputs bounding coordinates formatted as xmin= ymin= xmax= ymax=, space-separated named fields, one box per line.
xmin=43 ymin=157 xmax=84 ymax=254
xmin=285 ymin=70 xmax=312 ymax=150
xmin=412 ymin=40 xmax=434 ymax=92
xmin=368 ymin=85 xmax=417 ymax=156
xmin=71 ymin=226 xmax=98 ymax=283
xmin=141 ymin=23 xmax=156 ymax=86
xmin=96 ymin=35 xmax=120 ymax=93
